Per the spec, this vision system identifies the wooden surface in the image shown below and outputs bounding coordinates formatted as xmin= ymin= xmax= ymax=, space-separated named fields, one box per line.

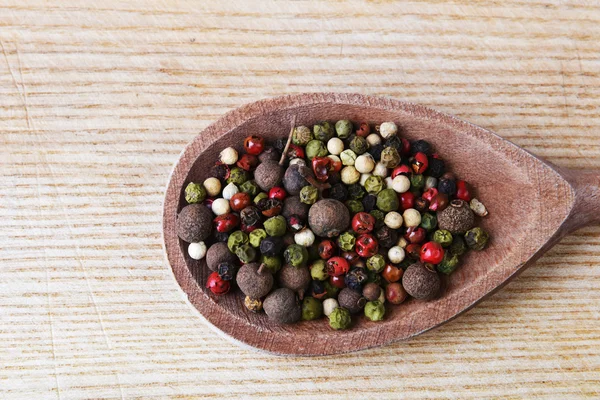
xmin=1 ymin=0 xmax=600 ymax=397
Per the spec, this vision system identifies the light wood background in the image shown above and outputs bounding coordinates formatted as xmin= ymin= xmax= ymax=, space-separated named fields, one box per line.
xmin=1 ymin=1 xmax=599 ymax=398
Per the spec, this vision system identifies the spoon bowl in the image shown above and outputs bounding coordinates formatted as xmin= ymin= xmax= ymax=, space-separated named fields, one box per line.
xmin=163 ymin=93 xmax=600 ymax=355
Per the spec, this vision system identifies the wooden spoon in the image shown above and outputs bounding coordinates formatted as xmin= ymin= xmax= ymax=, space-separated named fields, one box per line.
xmin=163 ymin=93 xmax=600 ymax=356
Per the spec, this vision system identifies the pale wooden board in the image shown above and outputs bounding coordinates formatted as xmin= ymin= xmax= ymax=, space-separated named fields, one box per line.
xmin=1 ymin=1 xmax=599 ymax=398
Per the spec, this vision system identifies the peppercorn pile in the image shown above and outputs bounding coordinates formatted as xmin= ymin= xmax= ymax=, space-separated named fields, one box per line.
xmin=177 ymin=120 xmax=490 ymax=329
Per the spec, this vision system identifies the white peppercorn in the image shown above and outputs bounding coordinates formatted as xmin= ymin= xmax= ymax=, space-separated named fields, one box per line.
xmin=359 ymin=173 xmax=372 ymax=187
xmin=323 ymin=298 xmax=339 ymax=317
xmin=372 ymin=162 xmax=388 ymax=178
xmin=203 ymin=177 xmax=222 ymax=197
xmin=219 ymin=147 xmax=238 ymax=165
xmin=355 ymin=154 xmax=375 ymax=174
xmin=188 ymin=242 xmax=207 ymax=260
xmin=392 ymin=175 xmax=411 ymax=193
xmin=327 ymin=137 xmax=345 ymax=155
xmin=222 ymin=182 xmax=239 ymax=200
xmin=403 ymin=208 xmax=421 ymax=227
xmin=289 ymin=158 xmax=306 ymax=167
xmin=425 ymin=176 xmax=438 ymax=190
xmin=396 ymin=237 xmax=408 ymax=248
xmin=379 ymin=122 xmax=398 ymax=139
xmin=341 ymin=166 xmax=361 ymax=185
xmin=294 ymin=228 xmax=315 ymax=247
xmin=470 ymin=198 xmax=489 ymax=217
xmin=384 ymin=211 xmax=403 ymax=229
xmin=212 ymin=198 xmax=231 ymax=216
xmin=366 ymin=133 xmax=382 ymax=147
xmin=388 ymin=246 xmax=405 ymax=264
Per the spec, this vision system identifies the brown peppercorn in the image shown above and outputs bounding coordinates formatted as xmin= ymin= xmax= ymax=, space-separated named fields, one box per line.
xmin=236 ymin=263 xmax=274 ymax=299
xmin=437 ymin=199 xmax=475 ymax=234
xmin=308 ymin=199 xmax=350 ymax=238
xmin=254 ymin=160 xmax=284 ymax=192
xmin=278 ymin=264 xmax=311 ymax=299
xmin=176 ymin=204 xmax=213 ymax=243
xmin=282 ymin=196 xmax=309 ymax=220
xmin=258 ymin=147 xmax=280 ymax=163
xmin=362 ymin=282 xmax=382 ymax=302
xmin=337 ymin=288 xmax=366 ymax=314
xmin=402 ymin=262 xmax=441 ymax=300
xmin=263 ymin=288 xmax=302 ymax=324
xmin=282 ymin=164 xmax=313 ymax=195
xmin=206 ymin=242 xmax=237 ymax=271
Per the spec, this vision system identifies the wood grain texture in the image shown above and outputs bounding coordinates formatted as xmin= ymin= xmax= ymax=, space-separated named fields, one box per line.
xmin=1 ymin=0 xmax=599 ymax=397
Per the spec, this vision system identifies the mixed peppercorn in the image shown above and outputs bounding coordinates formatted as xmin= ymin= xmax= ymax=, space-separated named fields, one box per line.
xmin=176 ymin=120 xmax=490 ymax=329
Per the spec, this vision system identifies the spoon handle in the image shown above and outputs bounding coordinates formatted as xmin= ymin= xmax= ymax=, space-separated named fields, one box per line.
xmin=559 ymin=168 xmax=600 ymax=234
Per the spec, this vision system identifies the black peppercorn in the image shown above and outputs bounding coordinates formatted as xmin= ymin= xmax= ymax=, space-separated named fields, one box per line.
xmin=257 ymin=198 xmax=283 ymax=216
xmin=210 ymin=163 xmax=230 ymax=182
xmin=328 ymin=170 xmax=342 ymax=185
xmin=212 ymin=231 xmax=229 ymax=243
xmin=344 ymin=268 xmax=368 ymax=291
xmin=375 ymin=225 xmax=398 ymax=248
xmin=328 ymin=183 xmax=348 ymax=202
xmin=362 ymin=194 xmax=377 ymax=213
xmin=240 ymin=206 xmax=262 ymax=227
xmin=310 ymin=279 xmax=327 ymax=299
xmin=428 ymin=157 xmax=445 ymax=178
xmin=347 ymin=183 xmax=366 ymax=200
xmin=259 ymin=236 xmax=284 ymax=256
xmin=384 ymin=136 xmax=403 ymax=152
xmin=438 ymin=178 xmax=457 ymax=197
xmin=414 ymin=197 xmax=430 ymax=213
xmin=411 ymin=140 xmax=432 ymax=156
xmin=368 ymin=143 xmax=384 ymax=161
xmin=217 ymin=262 xmax=236 ymax=281
xmin=273 ymin=137 xmax=287 ymax=154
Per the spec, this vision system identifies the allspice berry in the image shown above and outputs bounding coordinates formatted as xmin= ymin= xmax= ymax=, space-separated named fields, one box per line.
xmin=402 ymin=262 xmax=441 ymax=300
xmin=337 ymin=288 xmax=366 ymax=314
xmin=278 ymin=264 xmax=311 ymax=298
xmin=263 ymin=288 xmax=302 ymax=324
xmin=283 ymin=164 xmax=313 ymax=195
xmin=254 ymin=160 xmax=284 ymax=192
xmin=308 ymin=199 xmax=350 ymax=238
xmin=206 ymin=242 xmax=237 ymax=271
xmin=236 ymin=263 xmax=274 ymax=299
xmin=282 ymin=196 xmax=309 ymax=220
xmin=437 ymin=199 xmax=475 ymax=234
xmin=176 ymin=204 xmax=213 ymax=243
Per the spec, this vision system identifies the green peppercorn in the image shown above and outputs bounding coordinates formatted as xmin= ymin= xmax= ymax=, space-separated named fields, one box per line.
xmin=323 ymin=280 xmax=340 ymax=298
xmin=376 ymin=189 xmax=399 ymax=212
xmin=420 ymin=213 xmax=438 ymax=231
xmin=302 ymin=296 xmax=323 ymax=320
xmin=349 ymin=135 xmax=368 ymax=155
xmin=227 ymin=230 xmax=249 ymax=253
xmin=364 ymin=300 xmax=385 ymax=321
xmin=345 ymin=199 xmax=364 ymax=214
xmin=340 ymin=149 xmax=357 ymax=166
xmin=249 ymin=229 xmax=267 ymax=248
xmin=292 ymin=125 xmax=313 ymax=146
xmin=437 ymin=252 xmax=460 ymax=275
xmin=227 ymin=167 xmax=249 ymax=185
xmin=240 ymin=180 xmax=260 ymax=196
xmin=264 ymin=215 xmax=287 ymax=237
xmin=235 ymin=244 xmax=256 ymax=263
xmin=329 ymin=307 xmax=352 ymax=330
xmin=432 ymin=229 xmax=453 ymax=247
xmin=380 ymin=147 xmax=400 ymax=168
xmin=254 ymin=192 xmax=268 ymax=205
xmin=410 ymin=174 xmax=425 ymax=190
xmin=347 ymin=183 xmax=366 ymax=200
xmin=465 ymin=227 xmax=489 ymax=251
xmin=366 ymin=254 xmax=385 ymax=273
xmin=260 ymin=254 xmax=282 ymax=273
xmin=305 ymin=139 xmax=328 ymax=160
xmin=284 ymin=244 xmax=309 ymax=267
xmin=300 ymin=185 xmax=319 ymax=205
xmin=369 ymin=210 xmax=385 ymax=229
xmin=335 ymin=120 xmax=353 ymax=139
xmin=184 ymin=182 xmax=206 ymax=204
xmin=364 ymin=175 xmax=384 ymax=194
xmin=337 ymin=231 xmax=356 ymax=252
xmin=449 ymin=235 xmax=467 ymax=256
xmin=313 ymin=121 xmax=335 ymax=142
xmin=310 ymin=259 xmax=328 ymax=281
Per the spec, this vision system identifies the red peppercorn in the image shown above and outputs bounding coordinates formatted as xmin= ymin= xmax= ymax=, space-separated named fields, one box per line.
xmin=206 ymin=271 xmax=230 ymax=295
xmin=329 ymin=156 xmax=342 ymax=172
xmin=356 ymin=122 xmax=370 ymax=137
xmin=400 ymin=138 xmax=411 ymax=156
xmin=382 ymin=264 xmax=403 ymax=283
xmin=400 ymin=191 xmax=415 ymax=210
xmin=404 ymin=227 xmax=427 ymax=244
xmin=341 ymin=251 xmax=360 ymax=265
xmin=386 ymin=282 xmax=407 ymax=304
xmin=456 ymin=180 xmax=472 ymax=202
xmin=203 ymin=197 xmax=216 ymax=208
xmin=243 ymin=135 xmax=265 ymax=155
xmin=268 ymin=186 xmax=287 ymax=201
xmin=355 ymin=234 xmax=379 ymax=258
xmin=406 ymin=243 xmax=422 ymax=259
xmin=411 ymin=152 xmax=429 ymax=174
xmin=286 ymin=144 xmax=305 ymax=159
xmin=318 ymin=240 xmax=337 ymax=260
xmin=326 ymin=256 xmax=350 ymax=277
xmin=429 ymin=193 xmax=449 ymax=212
xmin=230 ymin=192 xmax=251 ymax=212
xmin=329 ymin=274 xmax=346 ymax=289
xmin=236 ymin=154 xmax=258 ymax=171
xmin=422 ymin=188 xmax=438 ymax=202
xmin=312 ymin=156 xmax=332 ymax=182
xmin=240 ymin=223 xmax=259 ymax=233
xmin=420 ymin=241 xmax=445 ymax=264
xmin=392 ymin=164 xmax=411 ymax=179
xmin=214 ymin=213 xmax=240 ymax=233
xmin=351 ymin=212 xmax=376 ymax=234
